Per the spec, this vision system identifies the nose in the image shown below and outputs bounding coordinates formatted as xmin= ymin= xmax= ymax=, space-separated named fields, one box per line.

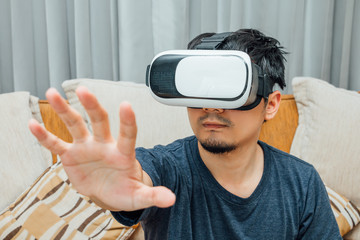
xmin=202 ymin=108 xmax=225 ymax=113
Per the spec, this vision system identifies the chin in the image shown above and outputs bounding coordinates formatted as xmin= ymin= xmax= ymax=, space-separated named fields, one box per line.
xmin=199 ymin=138 xmax=237 ymax=154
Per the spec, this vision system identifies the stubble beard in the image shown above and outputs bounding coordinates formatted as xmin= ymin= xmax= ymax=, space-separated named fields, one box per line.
xmin=197 ymin=113 xmax=237 ymax=154
xmin=199 ymin=138 xmax=237 ymax=154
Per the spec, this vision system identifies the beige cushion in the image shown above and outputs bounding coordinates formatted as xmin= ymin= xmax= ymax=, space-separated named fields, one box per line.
xmin=0 ymin=162 xmax=136 ymax=239
xmin=62 ymin=79 xmax=193 ymax=148
xmin=0 ymin=92 xmax=52 ymax=212
xmin=290 ymin=77 xmax=360 ymax=204
xmin=290 ymin=77 xmax=360 ymax=236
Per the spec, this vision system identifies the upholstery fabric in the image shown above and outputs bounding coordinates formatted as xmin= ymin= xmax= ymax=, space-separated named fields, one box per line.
xmin=0 ymin=92 xmax=52 ymax=212
xmin=326 ymin=186 xmax=360 ymax=236
xmin=290 ymin=77 xmax=360 ymax=237
xmin=344 ymin=222 xmax=360 ymax=239
xmin=62 ymin=79 xmax=193 ymax=148
xmin=0 ymin=162 xmax=136 ymax=239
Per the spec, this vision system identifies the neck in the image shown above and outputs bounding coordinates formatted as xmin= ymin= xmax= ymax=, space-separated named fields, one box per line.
xmin=198 ymin=140 xmax=264 ymax=198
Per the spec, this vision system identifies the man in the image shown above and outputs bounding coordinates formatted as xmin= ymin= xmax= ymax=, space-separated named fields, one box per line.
xmin=29 ymin=29 xmax=341 ymax=239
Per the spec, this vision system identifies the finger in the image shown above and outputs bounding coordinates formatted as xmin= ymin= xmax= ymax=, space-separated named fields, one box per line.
xmin=46 ymin=88 xmax=89 ymax=140
xmin=29 ymin=119 xmax=68 ymax=155
xmin=134 ymin=185 xmax=176 ymax=209
xmin=117 ymin=102 xmax=137 ymax=157
xmin=76 ymin=86 xmax=112 ymax=142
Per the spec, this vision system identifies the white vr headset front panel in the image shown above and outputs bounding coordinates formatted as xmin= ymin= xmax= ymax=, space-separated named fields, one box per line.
xmin=175 ymin=55 xmax=248 ymax=98
xmin=147 ymin=50 xmax=253 ymax=109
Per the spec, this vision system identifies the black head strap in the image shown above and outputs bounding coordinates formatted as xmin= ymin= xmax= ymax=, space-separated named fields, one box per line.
xmin=195 ymin=32 xmax=233 ymax=50
xmin=254 ymin=65 xmax=272 ymax=98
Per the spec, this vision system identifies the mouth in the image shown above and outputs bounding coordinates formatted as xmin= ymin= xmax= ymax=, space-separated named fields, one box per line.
xmin=202 ymin=121 xmax=229 ymax=129
xmin=198 ymin=113 xmax=233 ymax=130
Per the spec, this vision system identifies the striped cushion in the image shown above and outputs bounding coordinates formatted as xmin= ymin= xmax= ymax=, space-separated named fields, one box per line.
xmin=0 ymin=162 xmax=137 ymax=239
xmin=327 ymin=186 xmax=360 ymax=236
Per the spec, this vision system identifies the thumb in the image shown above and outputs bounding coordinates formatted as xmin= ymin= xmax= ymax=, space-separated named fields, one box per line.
xmin=135 ymin=186 xmax=176 ymax=209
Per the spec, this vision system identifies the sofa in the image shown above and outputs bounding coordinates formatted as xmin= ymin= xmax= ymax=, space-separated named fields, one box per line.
xmin=0 ymin=77 xmax=359 ymax=239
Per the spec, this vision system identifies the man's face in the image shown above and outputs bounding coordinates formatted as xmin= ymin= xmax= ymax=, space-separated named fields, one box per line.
xmin=187 ymin=100 xmax=267 ymax=154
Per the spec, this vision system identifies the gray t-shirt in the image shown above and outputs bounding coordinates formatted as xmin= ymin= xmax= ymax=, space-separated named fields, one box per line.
xmin=112 ymin=136 xmax=341 ymax=239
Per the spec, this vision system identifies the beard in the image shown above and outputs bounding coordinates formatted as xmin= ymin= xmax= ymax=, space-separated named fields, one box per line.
xmin=199 ymin=138 xmax=237 ymax=154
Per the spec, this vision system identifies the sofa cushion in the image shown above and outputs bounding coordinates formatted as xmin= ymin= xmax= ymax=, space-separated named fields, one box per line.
xmin=0 ymin=92 xmax=52 ymax=212
xmin=290 ymin=77 xmax=360 ymax=237
xmin=62 ymin=79 xmax=193 ymax=148
xmin=326 ymin=186 xmax=360 ymax=236
xmin=290 ymin=77 xmax=360 ymax=204
xmin=0 ymin=162 xmax=136 ymax=239
xmin=344 ymin=223 xmax=360 ymax=239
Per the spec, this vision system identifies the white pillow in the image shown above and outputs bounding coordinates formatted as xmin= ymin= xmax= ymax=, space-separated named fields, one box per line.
xmin=290 ymin=77 xmax=360 ymax=206
xmin=62 ymin=79 xmax=194 ymax=148
xmin=0 ymin=92 xmax=52 ymax=212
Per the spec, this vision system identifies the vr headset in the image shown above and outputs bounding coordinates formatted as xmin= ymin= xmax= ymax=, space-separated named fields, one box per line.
xmin=145 ymin=32 xmax=272 ymax=110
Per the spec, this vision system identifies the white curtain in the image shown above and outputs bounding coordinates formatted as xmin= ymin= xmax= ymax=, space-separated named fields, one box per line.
xmin=0 ymin=0 xmax=359 ymax=98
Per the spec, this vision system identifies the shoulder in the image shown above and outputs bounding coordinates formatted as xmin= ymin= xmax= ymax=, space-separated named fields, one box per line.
xmin=135 ymin=136 xmax=198 ymax=187
xmin=260 ymin=141 xmax=315 ymax=172
xmin=259 ymin=142 xmax=336 ymax=227
xmin=259 ymin=141 xmax=322 ymax=191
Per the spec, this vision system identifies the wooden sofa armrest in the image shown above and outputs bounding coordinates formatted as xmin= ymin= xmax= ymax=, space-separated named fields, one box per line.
xmin=39 ymin=95 xmax=299 ymax=164
xmin=259 ymin=95 xmax=298 ymax=153
xmin=39 ymin=100 xmax=73 ymax=163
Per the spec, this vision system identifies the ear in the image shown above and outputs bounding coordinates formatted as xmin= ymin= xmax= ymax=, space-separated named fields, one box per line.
xmin=264 ymin=91 xmax=281 ymax=121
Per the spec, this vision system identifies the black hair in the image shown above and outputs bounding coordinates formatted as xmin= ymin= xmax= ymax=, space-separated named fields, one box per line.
xmin=187 ymin=28 xmax=287 ymax=90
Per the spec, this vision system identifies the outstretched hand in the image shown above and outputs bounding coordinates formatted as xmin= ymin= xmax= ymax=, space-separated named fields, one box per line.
xmin=29 ymin=87 xmax=176 ymax=211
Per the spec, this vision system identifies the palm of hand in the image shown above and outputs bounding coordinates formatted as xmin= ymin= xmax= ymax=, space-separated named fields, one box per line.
xmin=29 ymin=87 xmax=175 ymax=212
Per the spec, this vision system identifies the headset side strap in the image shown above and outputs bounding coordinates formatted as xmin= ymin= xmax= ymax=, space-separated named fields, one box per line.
xmin=257 ymin=71 xmax=272 ymax=98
